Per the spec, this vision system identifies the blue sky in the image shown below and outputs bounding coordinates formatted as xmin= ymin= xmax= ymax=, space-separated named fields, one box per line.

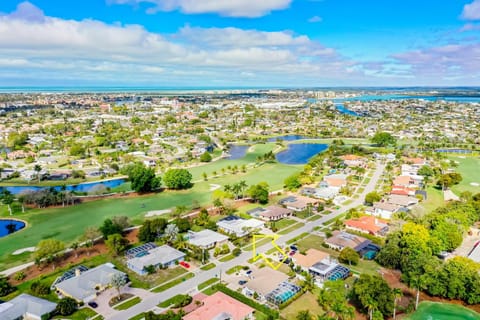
xmin=0 ymin=0 xmax=479 ymax=87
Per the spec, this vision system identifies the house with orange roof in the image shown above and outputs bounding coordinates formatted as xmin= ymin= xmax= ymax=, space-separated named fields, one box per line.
xmin=340 ymin=154 xmax=366 ymax=167
xmin=183 ymin=292 xmax=254 ymax=320
xmin=403 ymin=157 xmax=427 ymax=167
xmin=344 ymin=216 xmax=389 ymax=236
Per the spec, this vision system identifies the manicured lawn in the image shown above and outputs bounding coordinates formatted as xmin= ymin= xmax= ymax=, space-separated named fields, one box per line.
xmin=415 ymin=185 xmax=444 ymax=216
xmin=405 ymin=301 xmax=480 ymax=320
xmin=226 ymin=265 xmax=247 ymax=275
xmin=343 ymin=259 xmax=381 ymax=276
xmin=280 ymin=292 xmax=324 ymax=319
xmin=0 ymin=153 xmax=300 ymax=270
xmin=278 ymin=222 xmax=305 ymax=235
xmin=286 ymin=232 xmax=309 ymax=245
xmin=449 ymin=156 xmax=480 ymax=195
xmin=128 ymin=313 xmax=145 ymax=320
xmin=295 ymin=235 xmax=325 ymax=252
xmin=200 ymin=262 xmax=216 ymax=270
xmin=197 ymin=277 xmax=219 ymax=290
xmin=113 ymin=296 xmax=141 ymax=310
xmin=112 ymin=262 xmax=188 ymax=289
xmin=52 ymin=308 xmax=100 ymax=320
xmin=158 ymin=294 xmax=190 ymax=308
xmin=271 ymin=218 xmax=297 ymax=230
xmin=151 ymin=272 xmax=195 ymax=292
xmin=218 ymin=254 xmax=235 ymax=262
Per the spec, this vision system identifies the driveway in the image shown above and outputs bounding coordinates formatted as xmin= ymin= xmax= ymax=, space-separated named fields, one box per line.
xmin=94 ymin=286 xmax=155 ymax=318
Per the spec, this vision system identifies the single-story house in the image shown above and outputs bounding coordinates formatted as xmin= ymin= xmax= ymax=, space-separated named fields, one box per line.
xmin=309 ymin=257 xmax=350 ymax=281
xmin=325 ymin=231 xmax=380 ymax=258
xmin=242 ymin=268 xmax=288 ymax=302
xmin=390 ymin=185 xmax=416 ymax=197
xmin=217 ymin=216 xmax=264 ymax=237
xmin=387 ymin=195 xmax=419 ymax=207
xmin=324 ymin=174 xmax=348 ymax=189
xmin=393 ymin=176 xmax=415 ymax=188
xmin=372 ymin=202 xmax=401 ymax=219
xmin=247 ymin=205 xmax=292 ymax=221
xmin=55 ymin=263 xmax=126 ymax=303
xmin=183 ymin=292 xmax=254 ymax=320
xmin=278 ymin=195 xmax=320 ymax=212
xmin=187 ymin=230 xmax=229 ymax=250
xmin=403 ymin=157 xmax=427 ymax=168
xmin=292 ymin=248 xmax=330 ymax=271
xmin=313 ymin=187 xmax=339 ymax=200
xmin=344 ymin=216 xmax=389 ymax=236
xmin=0 ymin=294 xmax=57 ymax=320
xmin=127 ymin=245 xmax=186 ymax=275
xmin=340 ymin=154 xmax=366 ymax=167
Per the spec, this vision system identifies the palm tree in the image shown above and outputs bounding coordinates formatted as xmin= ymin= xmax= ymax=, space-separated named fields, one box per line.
xmin=365 ymin=297 xmax=377 ymax=320
xmin=173 ymin=205 xmax=188 ymax=219
xmin=412 ymin=275 xmax=427 ymax=310
xmin=239 ymin=180 xmax=248 ymax=198
xmin=296 ymin=310 xmax=312 ymax=320
xmin=393 ymin=288 xmax=403 ymax=320
xmin=1 ymin=190 xmax=14 ymax=215
xmin=71 ymin=242 xmax=79 ymax=258
xmin=164 ymin=224 xmax=179 ymax=244
xmin=33 ymin=164 xmax=42 ymax=183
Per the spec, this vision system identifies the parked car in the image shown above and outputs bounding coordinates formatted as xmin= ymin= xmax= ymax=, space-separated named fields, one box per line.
xmin=290 ymin=245 xmax=298 ymax=251
xmin=88 ymin=301 xmax=98 ymax=308
xmin=246 ymin=270 xmax=252 ymax=275
xmin=180 ymin=261 xmax=190 ymax=268
xmin=289 ymin=250 xmax=296 ymax=256
xmin=238 ymin=280 xmax=248 ymax=285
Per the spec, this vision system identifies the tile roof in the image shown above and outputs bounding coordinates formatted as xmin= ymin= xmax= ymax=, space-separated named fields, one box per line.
xmin=183 ymin=292 xmax=254 ymax=320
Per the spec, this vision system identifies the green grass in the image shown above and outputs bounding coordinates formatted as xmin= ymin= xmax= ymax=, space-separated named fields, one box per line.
xmin=158 ymin=294 xmax=191 ymax=308
xmin=415 ymin=185 xmax=444 ymax=215
xmin=197 ymin=278 xmax=219 ymax=290
xmin=280 ymin=292 xmax=323 ymax=320
xmin=151 ymin=272 xmax=195 ymax=292
xmin=286 ymin=232 xmax=309 ymax=245
xmin=278 ymin=222 xmax=305 ymax=235
xmin=218 ymin=254 xmax=235 ymax=262
xmin=113 ymin=296 xmax=141 ymax=310
xmin=405 ymin=301 xmax=480 ymax=320
xmin=449 ymin=156 xmax=480 ymax=195
xmin=0 ymin=144 xmax=301 ymax=270
xmin=52 ymin=308 xmax=100 ymax=320
xmin=200 ymin=262 xmax=216 ymax=270
xmin=243 ymin=237 xmax=271 ymax=251
xmin=128 ymin=313 xmax=145 ymax=320
xmin=226 ymin=265 xmax=247 ymax=275
xmin=307 ymin=214 xmax=322 ymax=221
xmin=343 ymin=259 xmax=381 ymax=276
xmin=295 ymin=235 xmax=325 ymax=252
xmin=271 ymin=218 xmax=296 ymax=230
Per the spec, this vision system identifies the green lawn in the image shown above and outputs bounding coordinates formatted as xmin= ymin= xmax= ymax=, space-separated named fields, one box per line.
xmin=278 ymin=223 xmax=305 ymax=235
xmin=128 ymin=313 xmax=145 ymax=320
xmin=113 ymin=296 xmax=142 ymax=310
xmin=197 ymin=277 xmax=219 ymax=290
xmin=415 ymin=185 xmax=444 ymax=216
xmin=218 ymin=254 xmax=235 ymax=262
xmin=280 ymin=292 xmax=324 ymax=320
xmin=52 ymin=308 xmax=100 ymax=320
xmin=295 ymin=235 xmax=325 ymax=252
xmin=449 ymin=156 xmax=480 ymax=195
xmin=200 ymin=262 xmax=216 ymax=271
xmin=0 ymin=146 xmax=301 ymax=270
xmin=271 ymin=218 xmax=297 ymax=230
xmin=343 ymin=259 xmax=381 ymax=276
xmin=405 ymin=301 xmax=480 ymax=320
xmin=151 ymin=272 xmax=195 ymax=292
xmin=226 ymin=265 xmax=247 ymax=275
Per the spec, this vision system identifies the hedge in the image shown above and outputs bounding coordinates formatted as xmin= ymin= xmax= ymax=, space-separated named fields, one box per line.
xmin=214 ymin=284 xmax=279 ymax=319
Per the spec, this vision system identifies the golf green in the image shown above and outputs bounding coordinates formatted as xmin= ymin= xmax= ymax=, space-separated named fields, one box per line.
xmin=406 ymin=302 xmax=480 ymax=320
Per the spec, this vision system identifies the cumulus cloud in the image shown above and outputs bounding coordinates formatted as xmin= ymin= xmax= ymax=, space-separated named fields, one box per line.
xmin=110 ymin=0 xmax=292 ymax=17
xmin=308 ymin=16 xmax=322 ymax=23
xmin=0 ymin=1 xmax=359 ymax=86
xmin=462 ymin=0 xmax=480 ymax=20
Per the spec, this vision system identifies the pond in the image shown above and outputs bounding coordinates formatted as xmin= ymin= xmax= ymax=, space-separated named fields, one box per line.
xmin=226 ymin=145 xmax=249 ymax=160
xmin=267 ymin=135 xmax=311 ymax=142
xmin=276 ymin=143 xmax=328 ymax=164
xmin=0 ymin=178 xmax=127 ymax=195
xmin=406 ymin=302 xmax=480 ymax=320
xmin=0 ymin=219 xmax=26 ymax=237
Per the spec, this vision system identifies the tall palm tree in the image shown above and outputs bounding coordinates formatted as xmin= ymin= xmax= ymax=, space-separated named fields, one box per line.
xmin=392 ymin=288 xmax=403 ymax=320
xmin=33 ymin=164 xmax=42 ymax=183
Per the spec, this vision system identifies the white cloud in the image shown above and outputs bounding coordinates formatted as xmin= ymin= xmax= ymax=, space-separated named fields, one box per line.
xmin=462 ymin=0 xmax=480 ymax=20
xmin=110 ymin=0 xmax=292 ymax=17
xmin=460 ymin=23 xmax=480 ymax=31
xmin=308 ymin=15 xmax=322 ymax=23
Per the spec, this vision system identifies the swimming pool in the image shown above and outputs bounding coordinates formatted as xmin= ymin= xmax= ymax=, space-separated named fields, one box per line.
xmin=266 ymin=281 xmax=302 ymax=305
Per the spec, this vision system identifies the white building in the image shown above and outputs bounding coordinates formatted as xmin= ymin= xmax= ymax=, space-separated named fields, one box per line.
xmin=217 ymin=216 xmax=264 ymax=237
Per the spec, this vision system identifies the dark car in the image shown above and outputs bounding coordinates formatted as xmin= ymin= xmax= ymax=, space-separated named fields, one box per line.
xmin=88 ymin=301 xmax=98 ymax=308
xmin=238 ymin=280 xmax=248 ymax=285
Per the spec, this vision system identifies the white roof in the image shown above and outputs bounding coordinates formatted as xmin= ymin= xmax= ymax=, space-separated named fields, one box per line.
xmin=187 ymin=230 xmax=228 ymax=247
xmin=0 ymin=294 xmax=57 ymax=319
xmin=217 ymin=218 xmax=264 ymax=235
xmin=55 ymin=263 xmax=125 ymax=301
xmin=127 ymin=245 xmax=185 ymax=270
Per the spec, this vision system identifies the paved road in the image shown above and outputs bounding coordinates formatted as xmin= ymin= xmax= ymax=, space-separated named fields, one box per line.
xmin=108 ymin=161 xmax=386 ymax=320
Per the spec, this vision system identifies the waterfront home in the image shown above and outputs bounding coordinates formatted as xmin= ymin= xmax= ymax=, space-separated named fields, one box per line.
xmin=187 ymin=229 xmax=229 ymax=250
xmin=126 ymin=244 xmax=185 ymax=275
xmin=308 ymin=257 xmax=350 ymax=281
xmin=0 ymin=294 xmax=57 ymax=320
xmin=344 ymin=216 xmax=389 ymax=236
xmin=216 ymin=216 xmax=264 ymax=237
xmin=183 ymin=292 xmax=254 ymax=320
xmin=340 ymin=154 xmax=366 ymax=167
xmin=54 ymin=263 xmax=126 ymax=303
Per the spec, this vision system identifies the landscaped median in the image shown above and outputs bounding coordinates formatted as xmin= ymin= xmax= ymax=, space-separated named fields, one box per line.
xmin=151 ymin=272 xmax=195 ymax=293
xmin=112 ymin=296 xmax=142 ymax=311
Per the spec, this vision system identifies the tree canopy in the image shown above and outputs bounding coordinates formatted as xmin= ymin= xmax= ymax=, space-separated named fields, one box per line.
xmin=163 ymin=169 xmax=193 ymax=190
xmin=124 ymin=162 xmax=161 ymax=193
xmin=371 ymin=132 xmax=396 ymax=147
